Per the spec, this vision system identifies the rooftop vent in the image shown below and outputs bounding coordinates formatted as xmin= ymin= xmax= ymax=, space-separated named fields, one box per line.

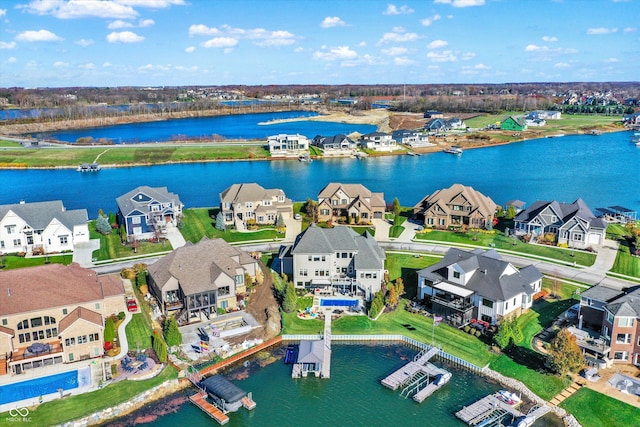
xmin=7 ymin=288 xmax=11 ymax=297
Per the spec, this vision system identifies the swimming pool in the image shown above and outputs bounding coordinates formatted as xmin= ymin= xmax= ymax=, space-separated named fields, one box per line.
xmin=319 ymin=299 xmax=359 ymax=307
xmin=0 ymin=369 xmax=85 ymax=405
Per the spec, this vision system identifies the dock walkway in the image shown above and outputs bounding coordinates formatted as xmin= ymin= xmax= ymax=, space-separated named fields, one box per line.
xmin=321 ymin=313 xmax=331 ymax=378
xmin=381 ymin=346 xmax=440 ymax=390
xmin=189 ymin=391 xmax=230 ymax=425
xmin=455 ymin=394 xmax=522 ymax=426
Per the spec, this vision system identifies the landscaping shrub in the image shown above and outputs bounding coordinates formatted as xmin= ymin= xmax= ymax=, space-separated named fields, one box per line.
xmin=163 ymin=316 xmax=182 ymax=347
xmin=118 ymin=311 xmax=125 ymax=321
xmin=120 ymin=268 xmax=136 ymax=280
xmin=104 ymin=317 xmax=116 ymax=344
xmin=152 ymin=330 xmax=168 ymax=363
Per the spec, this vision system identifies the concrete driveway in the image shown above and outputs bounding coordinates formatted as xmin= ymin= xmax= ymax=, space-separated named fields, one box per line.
xmin=165 ymin=223 xmax=186 ymax=249
xmin=73 ymin=239 xmax=101 ymax=267
xmin=372 ymin=219 xmax=390 ymax=241
xmin=284 ymin=216 xmax=302 ymax=242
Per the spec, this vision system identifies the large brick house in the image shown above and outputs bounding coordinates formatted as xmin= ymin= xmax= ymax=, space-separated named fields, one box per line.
xmin=219 ymin=183 xmax=293 ymax=229
xmin=317 ymin=182 xmax=386 ymax=224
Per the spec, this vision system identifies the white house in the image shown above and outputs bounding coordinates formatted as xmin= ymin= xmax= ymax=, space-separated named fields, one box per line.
xmin=417 ymin=248 xmax=542 ymax=327
xmin=0 ymin=200 xmax=89 ymax=254
xmin=391 ymin=130 xmax=433 ymax=147
xmin=360 ymin=132 xmax=397 ymax=152
xmin=267 ymin=134 xmax=309 ymax=157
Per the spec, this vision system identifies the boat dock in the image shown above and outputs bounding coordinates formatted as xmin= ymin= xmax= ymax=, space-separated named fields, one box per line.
xmin=455 ymin=394 xmax=523 ymax=426
xmin=381 ymin=346 xmax=451 ymax=403
xmin=321 ymin=313 xmax=331 ymax=378
xmin=291 ymin=312 xmax=332 ymax=379
xmin=189 ymin=390 xmax=230 ymax=425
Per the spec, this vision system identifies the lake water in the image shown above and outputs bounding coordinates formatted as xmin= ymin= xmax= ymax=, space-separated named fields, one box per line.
xmin=34 ymin=111 xmax=377 ymax=143
xmin=105 ymin=344 xmax=561 ymax=427
xmin=1 ymin=130 xmax=638 ymax=218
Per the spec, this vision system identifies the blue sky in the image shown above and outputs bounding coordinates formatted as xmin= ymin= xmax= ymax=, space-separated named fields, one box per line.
xmin=0 ymin=0 xmax=638 ymax=87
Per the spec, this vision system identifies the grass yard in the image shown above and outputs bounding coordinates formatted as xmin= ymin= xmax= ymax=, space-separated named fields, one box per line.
xmin=180 ymin=208 xmax=282 ymax=243
xmin=385 ymin=252 xmax=441 ymax=299
xmin=415 ymin=230 xmax=596 ymax=266
xmin=560 ymin=388 xmax=640 ymax=427
xmin=89 ymin=221 xmax=172 ymax=261
xmin=389 ymin=225 xmax=404 ymax=238
xmin=0 ymin=253 xmax=73 ymax=270
xmin=0 ymin=139 xmax=22 ymax=147
xmin=125 ymin=313 xmax=154 ymax=350
xmin=3 ymin=365 xmax=178 ymax=426
xmin=610 ymin=245 xmax=640 ymax=278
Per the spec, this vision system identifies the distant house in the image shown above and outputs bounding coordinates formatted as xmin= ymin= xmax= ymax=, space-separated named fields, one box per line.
xmin=317 ymin=182 xmax=386 ymax=223
xmin=623 ymin=112 xmax=640 ymax=125
xmin=116 ymin=186 xmax=183 ymax=240
xmin=267 ymin=134 xmax=309 ymax=157
xmin=219 ymin=182 xmax=293 ymax=228
xmin=277 ymin=224 xmax=386 ymax=301
xmin=577 ymin=284 xmax=640 ymax=365
xmin=391 ymin=130 xmax=433 ymax=147
xmin=0 ymin=200 xmax=89 ymax=254
xmin=417 ymin=248 xmax=542 ymax=327
xmin=425 ymin=118 xmax=449 ymax=134
xmin=311 ymin=134 xmax=357 ymax=155
xmin=529 ymin=110 xmax=561 ymax=120
xmin=0 ymin=263 xmax=125 ymax=376
xmin=446 ymin=117 xmax=467 ymax=130
xmin=413 ymin=184 xmax=497 ymax=230
xmin=525 ymin=117 xmax=546 ymax=127
xmin=424 ymin=111 xmax=444 ymax=119
xmin=147 ymin=237 xmax=259 ymax=321
xmin=503 ymin=200 xmax=526 ymax=215
xmin=514 ymin=198 xmax=607 ymax=248
xmin=360 ymin=132 xmax=396 ymax=151
xmin=500 ymin=116 xmax=527 ymax=131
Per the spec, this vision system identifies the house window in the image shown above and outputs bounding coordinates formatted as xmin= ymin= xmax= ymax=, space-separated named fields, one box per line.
xmin=17 ymin=319 xmax=29 ymax=330
xmin=13 ymin=239 xmax=21 ymax=246
xmin=235 ymin=275 xmax=243 ymax=284
xmin=132 ymin=216 xmax=141 ymax=224
xmin=361 ymin=212 xmax=368 ymax=219
xmin=427 ymin=218 xmax=434 ymax=225
xmin=453 ymin=271 xmax=460 ymax=279
xmin=439 ymin=218 xmax=445 ymax=226
xmin=341 ymin=199 xmax=348 ymax=205
xmin=618 ymin=317 xmax=634 ymax=327
xmin=320 ymin=209 xmax=330 ymax=215
xmin=505 ymin=301 xmax=509 ymax=310
xmin=69 ymin=353 xmax=74 ymax=362
xmin=257 ymin=216 xmax=264 ymax=223
xmin=65 ymin=337 xmax=76 ymax=347
xmin=332 ymin=200 xmax=338 ymax=206
xmin=59 ymin=235 xmax=69 ymax=245
xmin=31 ymin=317 xmax=43 ymax=328
xmin=1 ymin=319 xmax=6 ymax=326
xmin=267 ymin=214 xmax=275 ymax=222
xmin=77 ymin=335 xmax=87 ymax=344
xmin=573 ymin=234 xmax=583 ymax=242
xmin=263 ymin=200 xmax=272 ymax=206
xmin=0 ymin=241 xmax=4 ymax=248
xmin=482 ymin=298 xmax=494 ymax=308
xmin=299 ymin=269 xmax=308 ymax=277
xmin=62 ymin=308 xmax=68 ymax=315
xmin=5 ymin=225 xmax=15 ymax=234
xmin=613 ymin=351 xmax=629 ymax=361
xmin=606 ymin=311 xmax=614 ymax=323
xmin=246 ymin=202 xmax=253 ymax=209
xmin=278 ymin=196 xmax=284 ymax=202
xmin=616 ymin=333 xmax=631 ymax=344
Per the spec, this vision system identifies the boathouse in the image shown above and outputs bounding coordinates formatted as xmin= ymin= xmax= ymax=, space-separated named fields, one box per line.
xmin=293 ymin=339 xmax=325 ymax=378
xmin=201 ymin=375 xmax=248 ymax=412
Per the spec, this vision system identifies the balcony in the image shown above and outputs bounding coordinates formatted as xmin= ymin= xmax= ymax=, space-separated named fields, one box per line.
xmin=567 ymin=326 xmax=611 ymax=356
xmin=432 ymin=295 xmax=474 ymax=312
xmin=11 ymin=341 xmax=63 ymax=362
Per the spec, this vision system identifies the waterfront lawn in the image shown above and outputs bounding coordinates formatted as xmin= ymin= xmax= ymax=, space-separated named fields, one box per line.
xmin=125 ymin=313 xmax=153 ymax=350
xmin=415 ymin=230 xmax=596 ymax=266
xmin=610 ymin=240 xmax=640 ymax=278
xmin=560 ymin=388 xmax=638 ymax=427
xmin=8 ymin=365 xmax=178 ymax=426
xmin=0 ymin=139 xmax=21 ymax=147
xmin=489 ymin=354 xmax=569 ymax=401
xmin=389 ymin=225 xmax=404 ymax=238
xmin=180 ymin=208 xmax=282 ymax=243
xmin=0 ymin=253 xmax=72 ymax=270
xmin=385 ymin=253 xmax=441 ymax=299
xmin=89 ymin=221 xmax=172 ymax=261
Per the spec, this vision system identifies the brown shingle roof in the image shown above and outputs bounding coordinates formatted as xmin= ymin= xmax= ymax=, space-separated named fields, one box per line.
xmin=414 ymin=184 xmax=497 ymax=218
xmin=0 ymin=326 xmax=15 ymax=336
xmin=58 ymin=306 xmax=103 ymax=333
xmin=0 ymin=263 xmax=125 ymax=316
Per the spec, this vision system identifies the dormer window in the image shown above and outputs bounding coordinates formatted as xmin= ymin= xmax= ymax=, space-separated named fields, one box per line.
xmin=453 ymin=271 xmax=461 ymax=279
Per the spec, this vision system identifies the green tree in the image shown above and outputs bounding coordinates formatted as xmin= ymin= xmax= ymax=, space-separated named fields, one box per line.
xmin=368 ymin=290 xmax=386 ymax=319
xmin=304 ymin=198 xmax=318 ymax=223
xmin=108 ymin=211 xmax=116 ymax=226
xmin=104 ymin=317 xmax=115 ymax=344
xmin=119 ymin=224 xmax=127 ymax=243
xmin=493 ymin=317 xmax=523 ymax=349
xmin=276 ymin=213 xmax=286 ymax=231
xmin=547 ymin=328 xmax=584 ymax=375
xmin=282 ymin=283 xmax=298 ymax=313
xmin=95 ymin=214 xmax=112 ymax=234
xmin=152 ymin=330 xmax=168 ymax=362
xmin=391 ymin=197 xmax=401 ymax=216
xmin=215 ymin=211 xmax=226 ymax=231
xmin=163 ymin=316 xmax=183 ymax=347
xmin=495 ymin=206 xmax=504 ymax=218
xmin=506 ymin=205 xmax=517 ymax=220
xmin=394 ymin=278 xmax=405 ymax=299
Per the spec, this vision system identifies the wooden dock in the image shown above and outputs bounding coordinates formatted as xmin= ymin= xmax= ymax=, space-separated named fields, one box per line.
xmin=321 ymin=313 xmax=332 ymax=379
xmin=381 ymin=346 xmax=441 ymax=390
xmin=189 ymin=391 xmax=230 ymax=425
xmin=455 ymin=394 xmax=522 ymax=426
xmin=241 ymin=394 xmax=256 ymax=410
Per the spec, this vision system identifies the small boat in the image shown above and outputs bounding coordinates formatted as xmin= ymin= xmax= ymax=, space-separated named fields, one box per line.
xmin=354 ymin=152 xmax=368 ymax=159
xmin=77 ymin=163 xmax=101 ymax=172
xmin=406 ymin=151 xmax=417 ymax=156
xmin=589 ymin=130 xmax=602 ymax=136
xmin=499 ymin=389 xmax=521 ymax=403
xmin=545 ymin=134 xmax=565 ymax=138
xmin=443 ymin=146 xmax=463 ymax=155
xmin=298 ymin=154 xmax=312 ymax=162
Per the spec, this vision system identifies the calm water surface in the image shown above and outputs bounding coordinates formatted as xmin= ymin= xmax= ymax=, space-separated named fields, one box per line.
xmin=106 ymin=344 xmax=561 ymax=427
xmin=2 ymin=130 xmax=638 ymax=217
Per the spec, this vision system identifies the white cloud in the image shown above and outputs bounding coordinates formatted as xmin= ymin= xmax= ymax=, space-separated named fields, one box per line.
xmin=434 ymin=0 xmax=485 ymax=7
xmin=0 ymin=9 xmax=6 ymax=17
xmin=20 ymin=0 xmax=138 ymax=19
xmin=108 ymin=19 xmax=133 ymax=29
xmin=379 ymin=31 xmax=420 ymax=44
xmin=106 ymin=31 xmax=144 ymax=43
xmin=117 ymin=0 xmax=186 ymax=7
xmin=7 ymin=56 xmax=16 ymax=63
xmin=383 ymin=4 xmax=414 ymax=15
xmin=421 ymin=14 xmax=441 ymax=26
xmin=623 ymin=27 xmax=637 ymax=33
xmin=587 ymin=27 xmax=618 ymax=35
xmin=313 ymin=46 xmax=357 ymax=61
xmin=294 ymin=46 xmax=304 ymax=53
xmin=190 ymin=24 xmax=295 ymax=47
xmin=103 ymin=62 xmax=112 ymax=67
xmin=604 ymin=57 xmax=619 ymax=63
xmin=0 ymin=41 xmax=17 ymax=49
xmin=75 ymin=39 xmax=94 ymax=47
xmin=542 ymin=36 xmax=558 ymax=42
xmin=79 ymin=62 xmax=95 ymax=70
xmin=427 ymin=50 xmax=457 ymax=62
xmin=16 ymin=29 xmax=62 ymax=42
xmin=189 ymin=24 xmax=219 ymax=36
xmin=139 ymin=19 xmax=154 ymax=27
xmin=460 ymin=52 xmax=475 ymax=60
xmin=185 ymin=46 xmax=196 ymax=53
xmin=394 ymin=56 xmax=415 ymax=66
xmin=525 ymin=44 xmax=578 ymax=54
xmin=381 ymin=46 xmax=408 ymax=56
xmin=427 ymin=39 xmax=448 ymax=49
xmin=554 ymin=62 xmax=570 ymax=68
xmin=53 ymin=61 xmax=69 ymax=68
xmin=321 ymin=16 xmax=346 ymax=28
xmin=202 ymin=37 xmax=238 ymax=48
xmin=474 ymin=63 xmax=490 ymax=69
xmin=357 ymin=41 xmax=367 ymax=47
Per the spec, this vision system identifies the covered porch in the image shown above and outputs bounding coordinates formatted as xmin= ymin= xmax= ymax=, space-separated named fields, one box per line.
xmin=567 ymin=326 xmax=612 ymax=369
xmin=9 ymin=342 xmax=64 ymax=375
xmin=424 ymin=282 xmax=475 ymax=328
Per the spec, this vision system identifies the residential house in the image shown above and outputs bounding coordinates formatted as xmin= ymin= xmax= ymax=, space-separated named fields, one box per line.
xmin=514 ymin=198 xmax=607 ymax=248
xmin=147 ymin=237 xmax=259 ymax=322
xmin=317 ymin=182 xmax=386 ymax=223
xmin=417 ymin=248 xmax=542 ymax=327
xmin=277 ymin=224 xmax=386 ymax=301
xmin=577 ymin=284 xmax=640 ymax=366
xmin=0 ymin=263 xmax=125 ymax=375
xmin=425 ymin=118 xmax=449 ymax=134
xmin=0 ymin=200 xmax=89 ymax=254
xmin=424 ymin=111 xmax=444 ymax=119
xmin=391 ymin=130 xmax=433 ymax=147
xmin=446 ymin=117 xmax=467 ymax=130
xmin=311 ymin=134 xmax=357 ymax=155
xmin=623 ymin=112 xmax=640 ymax=126
xmin=360 ymin=132 xmax=397 ymax=152
xmin=503 ymin=200 xmax=526 ymax=215
xmin=116 ymin=186 xmax=183 ymax=240
xmin=219 ymin=183 xmax=293 ymax=228
xmin=529 ymin=110 xmax=561 ymax=120
xmin=413 ymin=184 xmax=498 ymax=229
xmin=500 ymin=116 xmax=527 ymax=131
xmin=524 ymin=117 xmax=546 ymax=127
xmin=267 ymin=134 xmax=309 ymax=157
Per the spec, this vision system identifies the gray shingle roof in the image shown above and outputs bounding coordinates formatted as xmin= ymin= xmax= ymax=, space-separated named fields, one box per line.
xmin=414 ymin=184 xmax=497 ymax=219
xmin=297 ymin=340 xmax=325 ymax=365
xmin=580 ymin=285 xmax=623 ymax=302
xmin=116 ymin=186 xmax=182 ymax=216
xmin=0 ymin=200 xmax=88 ymax=231
xmin=220 ymin=183 xmax=288 ymax=205
xmin=604 ymin=287 xmax=640 ymax=317
xmin=515 ymin=198 xmax=605 ymax=230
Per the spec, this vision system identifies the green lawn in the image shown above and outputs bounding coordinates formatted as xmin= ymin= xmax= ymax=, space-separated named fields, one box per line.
xmin=560 ymin=388 xmax=640 ymax=427
xmin=415 ymin=230 xmax=596 ymax=266
xmin=125 ymin=313 xmax=154 ymax=350
xmin=389 ymin=225 xmax=404 ymax=238
xmin=89 ymin=221 xmax=172 ymax=261
xmin=0 ymin=139 xmax=21 ymax=147
xmin=464 ymin=113 xmax=621 ymax=133
xmin=385 ymin=252 xmax=441 ymax=299
xmin=180 ymin=207 xmax=282 ymax=243
xmin=0 ymin=253 xmax=73 ymax=270
xmin=1 ymin=365 xmax=178 ymax=426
